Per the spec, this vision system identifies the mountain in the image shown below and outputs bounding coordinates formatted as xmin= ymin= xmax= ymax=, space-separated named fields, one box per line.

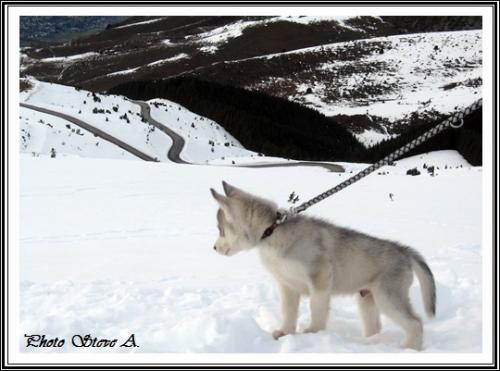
xmin=20 ymin=16 xmax=127 ymax=47
xmin=20 ymin=15 xmax=482 ymax=150
xmin=20 ymin=16 xmax=481 ymax=91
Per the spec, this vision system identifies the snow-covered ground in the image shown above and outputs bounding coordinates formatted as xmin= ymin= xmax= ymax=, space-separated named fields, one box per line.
xmin=39 ymin=52 xmax=100 ymax=63
xmin=114 ymin=17 xmax=164 ymax=29
xmin=21 ymin=80 xmax=172 ymax=161
xmin=261 ymin=30 xmax=482 ymax=121
xmin=20 ymin=150 xmax=482 ymax=353
xmin=188 ymin=16 xmax=362 ymax=53
xmin=251 ymin=29 xmax=482 ymax=146
xmin=147 ymin=53 xmax=190 ymax=66
xmin=20 ymin=79 xmax=256 ymax=163
xmin=353 ymin=128 xmax=396 ymax=148
xmin=148 ymin=98 xmax=256 ymax=163
xmin=20 ymin=107 xmax=136 ymax=160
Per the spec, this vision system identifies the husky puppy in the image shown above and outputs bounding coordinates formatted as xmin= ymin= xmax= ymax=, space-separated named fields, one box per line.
xmin=210 ymin=181 xmax=436 ymax=350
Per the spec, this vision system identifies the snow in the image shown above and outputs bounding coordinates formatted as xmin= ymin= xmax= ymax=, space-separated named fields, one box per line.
xmin=273 ymin=15 xmax=366 ymax=30
xmin=199 ymin=45 xmax=219 ymax=54
xmin=239 ymin=29 xmax=481 ymax=147
xmin=392 ymin=150 xmax=472 ymax=173
xmin=187 ymin=19 xmax=263 ymax=45
xmin=20 ymin=107 xmax=136 ymax=160
xmin=188 ymin=16 xmax=362 ymax=47
xmin=40 ymin=52 xmax=99 ymax=63
xmin=114 ymin=17 xmax=164 ymax=29
xmin=354 ymin=129 xmax=395 ymax=148
xmin=161 ymin=39 xmax=175 ymax=46
xmin=19 ymin=79 xmax=261 ymax=164
xmin=147 ymin=98 xmax=257 ymax=163
xmin=20 ymin=150 xmax=482 ymax=353
xmin=147 ymin=53 xmax=189 ymax=66
xmin=107 ymin=66 xmax=140 ymax=76
xmin=21 ymin=80 xmax=172 ymax=162
xmin=293 ymin=30 xmax=482 ymax=120
xmin=274 ymin=15 xmax=352 ymax=24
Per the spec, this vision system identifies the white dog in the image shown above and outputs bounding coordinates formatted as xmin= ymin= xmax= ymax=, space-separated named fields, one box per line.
xmin=211 ymin=181 xmax=436 ymax=350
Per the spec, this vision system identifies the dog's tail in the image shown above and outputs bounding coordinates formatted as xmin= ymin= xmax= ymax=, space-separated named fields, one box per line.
xmin=408 ymin=248 xmax=436 ymax=318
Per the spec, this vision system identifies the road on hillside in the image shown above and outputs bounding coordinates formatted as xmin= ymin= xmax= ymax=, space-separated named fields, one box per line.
xmin=21 ymin=101 xmax=344 ymax=173
xmin=131 ymin=100 xmax=189 ymax=164
xmin=21 ymin=103 xmax=159 ymax=162
xmin=132 ymin=100 xmax=344 ymax=173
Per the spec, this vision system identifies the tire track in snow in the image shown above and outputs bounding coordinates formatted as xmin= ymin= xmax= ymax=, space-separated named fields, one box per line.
xmin=20 ymin=103 xmax=159 ymax=162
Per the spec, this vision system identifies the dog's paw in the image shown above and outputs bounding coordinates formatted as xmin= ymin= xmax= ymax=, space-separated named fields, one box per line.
xmin=401 ymin=339 xmax=423 ymax=351
xmin=272 ymin=329 xmax=287 ymax=340
xmin=303 ymin=326 xmax=323 ymax=334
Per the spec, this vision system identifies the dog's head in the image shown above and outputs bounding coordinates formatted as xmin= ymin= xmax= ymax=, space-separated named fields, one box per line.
xmin=210 ymin=181 xmax=277 ymax=256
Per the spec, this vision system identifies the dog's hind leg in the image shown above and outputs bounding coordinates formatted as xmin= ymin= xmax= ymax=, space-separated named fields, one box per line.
xmin=356 ymin=290 xmax=381 ymax=337
xmin=272 ymin=284 xmax=300 ymax=340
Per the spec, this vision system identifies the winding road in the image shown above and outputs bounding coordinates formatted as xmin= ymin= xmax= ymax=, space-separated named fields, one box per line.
xmin=131 ymin=100 xmax=189 ymax=164
xmin=132 ymin=100 xmax=344 ymax=172
xmin=21 ymin=101 xmax=344 ymax=173
xmin=20 ymin=103 xmax=159 ymax=162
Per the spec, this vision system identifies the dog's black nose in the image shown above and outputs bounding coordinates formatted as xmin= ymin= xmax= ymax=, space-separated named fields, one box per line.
xmin=213 ymin=245 xmax=217 ymax=251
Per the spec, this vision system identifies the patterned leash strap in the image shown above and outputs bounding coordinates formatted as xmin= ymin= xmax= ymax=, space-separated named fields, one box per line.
xmin=276 ymin=98 xmax=482 ymax=225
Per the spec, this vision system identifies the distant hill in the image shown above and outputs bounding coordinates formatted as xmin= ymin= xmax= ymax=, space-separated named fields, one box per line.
xmin=20 ymin=16 xmax=127 ymax=47
xmin=20 ymin=16 xmax=481 ymax=92
xmin=110 ymin=76 xmax=481 ymax=165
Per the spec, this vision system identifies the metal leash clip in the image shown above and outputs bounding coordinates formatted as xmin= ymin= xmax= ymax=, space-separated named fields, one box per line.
xmin=449 ymin=117 xmax=464 ymax=129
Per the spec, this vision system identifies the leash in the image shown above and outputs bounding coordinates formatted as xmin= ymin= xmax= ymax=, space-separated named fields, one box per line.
xmin=261 ymin=99 xmax=482 ymax=240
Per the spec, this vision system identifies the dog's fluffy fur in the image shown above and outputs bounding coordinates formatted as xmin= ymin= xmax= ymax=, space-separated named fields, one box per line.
xmin=210 ymin=181 xmax=436 ymax=350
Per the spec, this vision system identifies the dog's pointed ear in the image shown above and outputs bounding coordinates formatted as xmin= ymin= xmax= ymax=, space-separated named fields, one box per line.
xmin=211 ymin=188 xmax=227 ymax=203
xmin=211 ymin=188 xmax=233 ymax=219
xmin=222 ymin=181 xmax=239 ymax=197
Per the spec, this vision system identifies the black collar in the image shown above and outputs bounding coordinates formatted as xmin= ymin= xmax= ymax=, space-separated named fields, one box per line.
xmin=261 ymin=212 xmax=283 ymax=240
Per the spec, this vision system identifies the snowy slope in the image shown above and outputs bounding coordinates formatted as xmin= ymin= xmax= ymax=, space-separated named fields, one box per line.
xmin=20 ymin=79 xmax=255 ymax=162
xmin=292 ymin=30 xmax=482 ymax=119
xmin=336 ymin=150 xmax=472 ymax=176
xmin=245 ymin=29 xmax=482 ymax=146
xmin=186 ymin=16 xmax=363 ymax=53
xmin=148 ymin=98 xmax=257 ymax=163
xmin=390 ymin=150 xmax=472 ymax=173
xmin=21 ymin=79 xmax=171 ymax=161
xmin=20 ymin=107 xmax=136 ymax=160
xmin=20 ymin=151 xmax=482 ymax=353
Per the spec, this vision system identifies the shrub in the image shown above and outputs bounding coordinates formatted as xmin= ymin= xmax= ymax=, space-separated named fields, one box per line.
xmin=406 ymin=167 xmax=420 ymax=176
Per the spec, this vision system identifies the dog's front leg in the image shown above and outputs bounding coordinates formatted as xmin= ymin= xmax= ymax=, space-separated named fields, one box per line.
xmin=272 ymin=284 xmax=300 ymax=340
xmin=304 ymin=290 xmax=330 ymax=333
